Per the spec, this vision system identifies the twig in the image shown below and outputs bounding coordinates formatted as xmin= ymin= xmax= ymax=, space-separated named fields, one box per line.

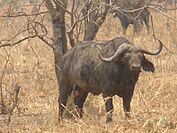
xmin=150 ymin=14 xmax=174 ymax=54
xmin=0 ymin=35 xmax=40 ymax=48
xmin=149 ymin=5 xmax=177 ymax=22
xmin=1 ymin=11 xmax=49 ymax=18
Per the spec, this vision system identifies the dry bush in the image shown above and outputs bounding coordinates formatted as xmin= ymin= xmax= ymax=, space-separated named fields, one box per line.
xmin=0 ymin=7 xmax=177 ymax=133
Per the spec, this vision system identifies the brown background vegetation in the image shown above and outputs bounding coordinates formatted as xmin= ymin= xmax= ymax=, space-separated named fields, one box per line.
xmin=0 ymin=2 xmax=177 ymax=133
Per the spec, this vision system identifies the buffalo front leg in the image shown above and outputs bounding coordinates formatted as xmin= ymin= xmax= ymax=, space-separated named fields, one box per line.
xmin=74 ymin=86 xmax=88 ymax=118
xmin=103 ymin=93 xmax=113 ymax=123
xmin=58 ymin=82 xmax=72 ymax=123
xmin=123 ymin=91 xmax=134 ymax=118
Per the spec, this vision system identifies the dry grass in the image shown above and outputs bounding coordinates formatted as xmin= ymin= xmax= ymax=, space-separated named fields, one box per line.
xmin=0 ymin=8 xmax=177 ymax=133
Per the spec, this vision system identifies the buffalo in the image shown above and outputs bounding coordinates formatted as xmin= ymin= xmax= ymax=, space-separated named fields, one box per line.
xmin=112 ymin=0 xmax=150 ymax=35
xmin=58 ymin=37 xmax=163 ymax=123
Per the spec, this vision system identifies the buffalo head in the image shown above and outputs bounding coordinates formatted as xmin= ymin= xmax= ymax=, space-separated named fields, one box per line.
xmin=98 ymin=40 xmax=163 ymax=73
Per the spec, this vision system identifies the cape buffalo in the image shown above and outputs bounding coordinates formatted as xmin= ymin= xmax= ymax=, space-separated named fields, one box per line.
xmin=59 ymin=37 xmax=163 ymax=123
xmin=112 ymin=0 xmax=150 ymax=35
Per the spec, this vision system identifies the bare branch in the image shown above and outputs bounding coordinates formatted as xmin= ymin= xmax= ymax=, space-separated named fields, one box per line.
xmin=150 ymin=3 xmax=177 ymax=11
xmin=83 ymin=0 xmax=111 ymax=41
xmin=37 ymin=36 xmax=53 ymax=48
xmin=44 ymin=0 xmax=56 ymax=18
xmin=150 ymin=14 xmax=174 ymax=54
xmin=149 ymin=5 xmax=177 ymax=22
xmin=0 ymin=6 xmax=52 ymax=48
xmin=1 ymin=11 xmax=49 ymax=18
xmin=67 ymin=1 xmax=99 ymax=47
xmin=0 ymin=35 xmax=38 ymax=48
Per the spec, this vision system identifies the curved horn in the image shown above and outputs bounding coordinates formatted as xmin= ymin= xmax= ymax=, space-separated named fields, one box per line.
xmin=98 ymin=43 xmax=132 ymax=63
xmin=139 ymin=39 xmax=163 ymax=55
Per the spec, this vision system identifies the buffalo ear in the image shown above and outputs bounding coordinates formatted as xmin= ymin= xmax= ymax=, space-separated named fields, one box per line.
xmin=142 ymin=57 xmax=155 ymax=72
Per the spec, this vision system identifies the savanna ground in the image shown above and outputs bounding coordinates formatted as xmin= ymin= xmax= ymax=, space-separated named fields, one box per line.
xmin=0 ymin=4 xmax=177 ymax=133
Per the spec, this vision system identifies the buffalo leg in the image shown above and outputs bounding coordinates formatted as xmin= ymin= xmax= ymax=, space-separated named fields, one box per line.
xmin=134 ymin=22 xmax=141 ymax=35
xmin=58 ymin=82 xmax=72 ymax=123
xmin=122 ymin=24 xmax=128 ymax=36
xmin=74 ymin=86 xmax=88 ymax=118
xmin=123 ymin=28 xmax=127 ymax=36
xmin=144 ymin=16 xmax=150 ymax=34
xmin=103 ymin=92 xmax=113 ymax=123
xmin=120 ymin=19 xmax=128 ymax=36
xmin=123 ymin=91 xmax=133 ymax=118
xmin=143 ymin=9 xmax=150 ymax=34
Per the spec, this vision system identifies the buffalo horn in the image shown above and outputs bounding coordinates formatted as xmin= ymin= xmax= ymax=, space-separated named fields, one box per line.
xmin=139 ymin=39 xmax=163 ymax=55
xmin=98 ymin=43 xmax=132 ymax=62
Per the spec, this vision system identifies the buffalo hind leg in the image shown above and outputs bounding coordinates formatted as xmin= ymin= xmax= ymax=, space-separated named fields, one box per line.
xmin=120 ymin=19 xmax=128 ymax=36
xmin=74 ymin=86 xmax=88 ymax=118
xmin=144 ymin=8 xmax=150 ymax=34
xmin=58 ymin=82 xmax=72 ymax=123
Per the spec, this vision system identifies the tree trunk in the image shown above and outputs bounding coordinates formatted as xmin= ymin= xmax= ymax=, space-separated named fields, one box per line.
xmin=45 ymin=0 xmax=67 ymax=82
xmin=83 ymin=0 xmax=110 ymax=41
xmin=52 ymin=17 xmax=67 ymax=80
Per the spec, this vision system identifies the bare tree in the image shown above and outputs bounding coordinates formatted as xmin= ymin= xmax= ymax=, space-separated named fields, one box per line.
xmin=0 ymin=0 xmax=51 ymax=114
xmin=82 ymin=0 xmax=110 ymax=41
xmin=44 ymin=0 xmax=68 ymax=88
xmin=0 ymin=0 xmax=111 ymax=115
xmin=66 ymin=0 xmax=111 ymax=46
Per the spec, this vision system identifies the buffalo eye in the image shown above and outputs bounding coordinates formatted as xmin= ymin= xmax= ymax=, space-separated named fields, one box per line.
xmin=138 ymin=53 xmax=144 ymax=60
xmin=124 ymin=53 xmax=131 ymax=60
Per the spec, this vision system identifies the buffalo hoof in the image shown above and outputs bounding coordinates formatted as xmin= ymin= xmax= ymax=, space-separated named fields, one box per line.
xmin=106 ymin=117 xmax=113 ymax=123
xmin=125 ymin=112 xmax=131 ymax=119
